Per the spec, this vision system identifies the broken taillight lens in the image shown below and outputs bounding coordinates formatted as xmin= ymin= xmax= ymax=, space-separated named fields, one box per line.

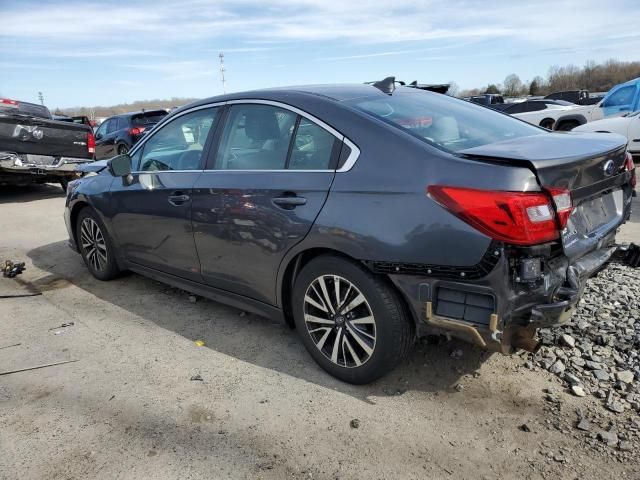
xmin=87 ymin=132 xmax=95 ymax=156
xmin=545 ymin=187 xmax=572 ymax=229
xmin=427 ymin=185 xmax=560 ymax=246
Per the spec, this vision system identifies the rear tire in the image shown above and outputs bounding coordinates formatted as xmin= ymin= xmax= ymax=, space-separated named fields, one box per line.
xmin=117 ymin=144 xmax=129 ymax=155
xmin=292 ymin=255 xmax=414 ymax=384
xmin=76 ymin=208 xmax=120 ymax=281
xmin=539 ymin=118 xmax=555 ymax=130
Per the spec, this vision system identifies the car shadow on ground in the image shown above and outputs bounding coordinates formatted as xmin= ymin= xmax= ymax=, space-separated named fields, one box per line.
xmin=28 ymin=240 xmax=491 ymax=402
xmin=0 ymin=183 xmax=65 ymax=204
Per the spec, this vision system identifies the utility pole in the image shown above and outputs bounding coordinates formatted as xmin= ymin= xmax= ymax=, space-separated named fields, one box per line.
xmin=38 ymin=91 xmax=44 ymax=105
xmin=219 ymin=52 xmax=226 ymax=94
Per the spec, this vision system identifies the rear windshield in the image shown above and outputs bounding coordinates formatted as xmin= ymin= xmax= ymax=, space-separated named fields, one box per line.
xmin=346 ymin=90 xmax=543 ymax=153
xmin=132 ymin=111 xmax=168 ymax=126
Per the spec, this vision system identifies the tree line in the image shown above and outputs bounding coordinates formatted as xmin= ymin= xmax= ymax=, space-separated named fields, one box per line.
xmin=55 ymin=97 xmax=199 ymax=118
xmin=457 ymin=59 xmax=640 ymax=98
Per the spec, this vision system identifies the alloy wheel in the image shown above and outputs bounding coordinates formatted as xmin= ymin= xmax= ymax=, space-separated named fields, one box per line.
xmin=303 ymin=275 xmax=376 ymax=368
xmin=80 ymin=217 xmax=108 ymax=272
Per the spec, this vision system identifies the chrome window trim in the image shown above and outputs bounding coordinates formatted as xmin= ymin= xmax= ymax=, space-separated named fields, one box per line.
xmin=220 ymin=99 xmax=360 ymax=173
xmin=128 ymin=102 xmax=226 ymax=158
xmin=128 ymin=98 xmax=361 ymax=173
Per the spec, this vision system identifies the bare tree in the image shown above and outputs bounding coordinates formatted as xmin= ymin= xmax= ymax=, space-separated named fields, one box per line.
xmin=503 ymin=74 xmax=523 ymax=97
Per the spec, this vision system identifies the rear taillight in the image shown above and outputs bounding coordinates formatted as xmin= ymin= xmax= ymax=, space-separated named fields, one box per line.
xmin=0 ymin=98 xmax=18 ymax=107
xmin=624 ymin=152 xmax=636 ymax=189
xmin=546 ymin=187 xmax=572 ymax=229
xmin=128 ymin=127 xmax=145 ymax=136
xmin=87 ymin=132 xmax=95 ymax=155
xmin=427 ymin=185 xmax=561 ymax=246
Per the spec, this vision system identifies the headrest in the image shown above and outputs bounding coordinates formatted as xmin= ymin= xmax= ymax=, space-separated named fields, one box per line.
xmin=244 ymin=108 xmax=281 ymax=142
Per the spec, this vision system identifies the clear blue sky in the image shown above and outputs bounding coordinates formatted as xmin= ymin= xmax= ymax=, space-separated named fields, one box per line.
xmin=1 ymin=0 xmax=639 ymax=108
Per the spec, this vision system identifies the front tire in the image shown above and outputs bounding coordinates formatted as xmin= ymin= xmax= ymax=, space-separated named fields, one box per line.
xmin=76 ymin=208 xmax=120 ymax=281
xmin=292 ymin=255 xmax=414 ymax=384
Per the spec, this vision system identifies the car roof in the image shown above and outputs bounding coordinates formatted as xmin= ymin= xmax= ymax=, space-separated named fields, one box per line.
xmin=184 ymin=83 xmax=401 ymax=110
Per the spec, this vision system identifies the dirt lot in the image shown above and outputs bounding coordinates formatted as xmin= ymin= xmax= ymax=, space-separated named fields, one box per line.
xmin=0 ymin=184 xmax=638 ymax=480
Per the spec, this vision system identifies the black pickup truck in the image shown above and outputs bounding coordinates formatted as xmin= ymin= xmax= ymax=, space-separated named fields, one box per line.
xmin=0 ymin=98 xmax=95 ymax=190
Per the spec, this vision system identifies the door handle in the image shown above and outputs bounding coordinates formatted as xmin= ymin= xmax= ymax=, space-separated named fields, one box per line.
xmin=168 ymin=193 xmax=190 ymax=206
xmin=272 ymin=195 xmax=307 ymax=209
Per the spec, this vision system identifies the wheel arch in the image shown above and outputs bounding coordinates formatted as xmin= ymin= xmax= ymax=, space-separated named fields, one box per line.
xmin=69 ymin=200 xmax=91 ymax=247
xmin=554 ymin=114 xmax=587 ymax=130
xmin=539 ymin=117 xmax=555 ymax=129
xmin=277 ymin=245 xmax=418 ymax=332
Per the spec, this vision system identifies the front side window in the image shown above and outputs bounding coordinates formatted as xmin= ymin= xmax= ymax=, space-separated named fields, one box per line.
xmin=106 ymin=119 xmax=118 ymax=134
xmin=603 ymin=85 xmax=636 ymax=108
xmin=216 ymin=104 xmax=297 ymax=170
xmin=289 ymin=118 xmax=337 ymax=170
xmin=347 ymin=90 xmax=543 ymax=153
xmin=95 ymin=121 xmax=108 ymax=138
xmin=138 ymin=108 xmax=219 ymax=171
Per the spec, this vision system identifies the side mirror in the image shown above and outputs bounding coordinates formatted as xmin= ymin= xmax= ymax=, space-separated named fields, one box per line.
xmin=95 ymin=132 xmax=103 ymax=140
xmin=108 ymin=154 xmax=132 ymax=177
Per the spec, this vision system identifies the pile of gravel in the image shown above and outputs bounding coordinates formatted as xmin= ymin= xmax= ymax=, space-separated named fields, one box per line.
xmin=525 ymin=263 xmax=640 ymax=450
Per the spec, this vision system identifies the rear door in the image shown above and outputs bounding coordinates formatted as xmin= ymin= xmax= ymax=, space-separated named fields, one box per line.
xmin=109 ymin=106 xmax=221 ymax=280
xmin=94 ymin=119 xmax=114 ymax=159
xmin=191 ymin=101 xmax=342 ymax=305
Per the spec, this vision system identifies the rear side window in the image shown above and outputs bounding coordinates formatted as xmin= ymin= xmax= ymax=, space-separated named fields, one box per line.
xmin=289 ymin=118 xmax=337 ymax=170
xmin=348 ymin=90 xmax=542 ymax=153
xmin=117 ymin=118 xmax=128 ymax=131
xmin=215 ymin=104 xmax=297 ymax=170
xmin=137 ymin=108 xmax=219 ymax=171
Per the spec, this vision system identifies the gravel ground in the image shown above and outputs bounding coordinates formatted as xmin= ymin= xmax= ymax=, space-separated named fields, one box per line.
xmin=0 ymin=183 xmax=638 ymax=480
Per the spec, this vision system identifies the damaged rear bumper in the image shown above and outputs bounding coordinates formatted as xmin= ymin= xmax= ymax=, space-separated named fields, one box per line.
xmin=388 ymin=240 xmax=636 ymax=354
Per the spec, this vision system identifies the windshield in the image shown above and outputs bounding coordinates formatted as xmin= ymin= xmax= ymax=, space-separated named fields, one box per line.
xmin=346 ymin=90 xmax=543 ymax=153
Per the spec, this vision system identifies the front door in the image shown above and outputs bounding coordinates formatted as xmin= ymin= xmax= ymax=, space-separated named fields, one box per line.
xmin=191 ymin=103 xmax=341 ymax=305
xmin=109 ymin=106 xmax=221 ymax=280
xmin=94 ymin=119 xmax=114 ymax=159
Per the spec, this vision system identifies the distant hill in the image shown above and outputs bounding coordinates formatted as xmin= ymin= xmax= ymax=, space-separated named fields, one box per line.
xmin=55 ymin=97 xmax=200 ymax=118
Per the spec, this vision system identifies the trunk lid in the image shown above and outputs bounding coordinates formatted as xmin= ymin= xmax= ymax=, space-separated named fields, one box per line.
xmin=459 ymin=132 xmax=631 ymax=259
xmin=0 ymin=113 xmax=92 ymax=158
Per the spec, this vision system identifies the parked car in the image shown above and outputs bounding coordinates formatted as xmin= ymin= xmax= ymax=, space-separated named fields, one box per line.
xmin=498 ymin=99 xmax=585 ymax=130
xmin=64 ymin=82 xmax=637 ymax=384
xmin=544 ymin=90 xmax=604 ymax=105
xmin=573 ymin=111 xmax=640 ymax=160
xmin=464 ymin=94 xmax=505 ymax=106
xmin=0 ymin=98 xmax=95 ymax=189
xmin=94 ymin=110 xmax=168 ymax=159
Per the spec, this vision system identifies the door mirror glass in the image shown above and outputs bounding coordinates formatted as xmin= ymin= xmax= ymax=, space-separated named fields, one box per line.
xmin=108 ymin=154 xmax=132 ymax=177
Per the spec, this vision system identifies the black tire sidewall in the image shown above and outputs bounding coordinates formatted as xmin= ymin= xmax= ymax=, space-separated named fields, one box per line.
xmin=76 ymin=208 xmax=120 ymax=281
xmin=292 ymin=256 xmax=411 ymax=384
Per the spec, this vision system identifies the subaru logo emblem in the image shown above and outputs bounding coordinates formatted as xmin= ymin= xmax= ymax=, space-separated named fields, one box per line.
xmin=603 ymin=159 xmax=615 ymax=176
xmin=32 ymin=128 xmax=43 ymax=140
